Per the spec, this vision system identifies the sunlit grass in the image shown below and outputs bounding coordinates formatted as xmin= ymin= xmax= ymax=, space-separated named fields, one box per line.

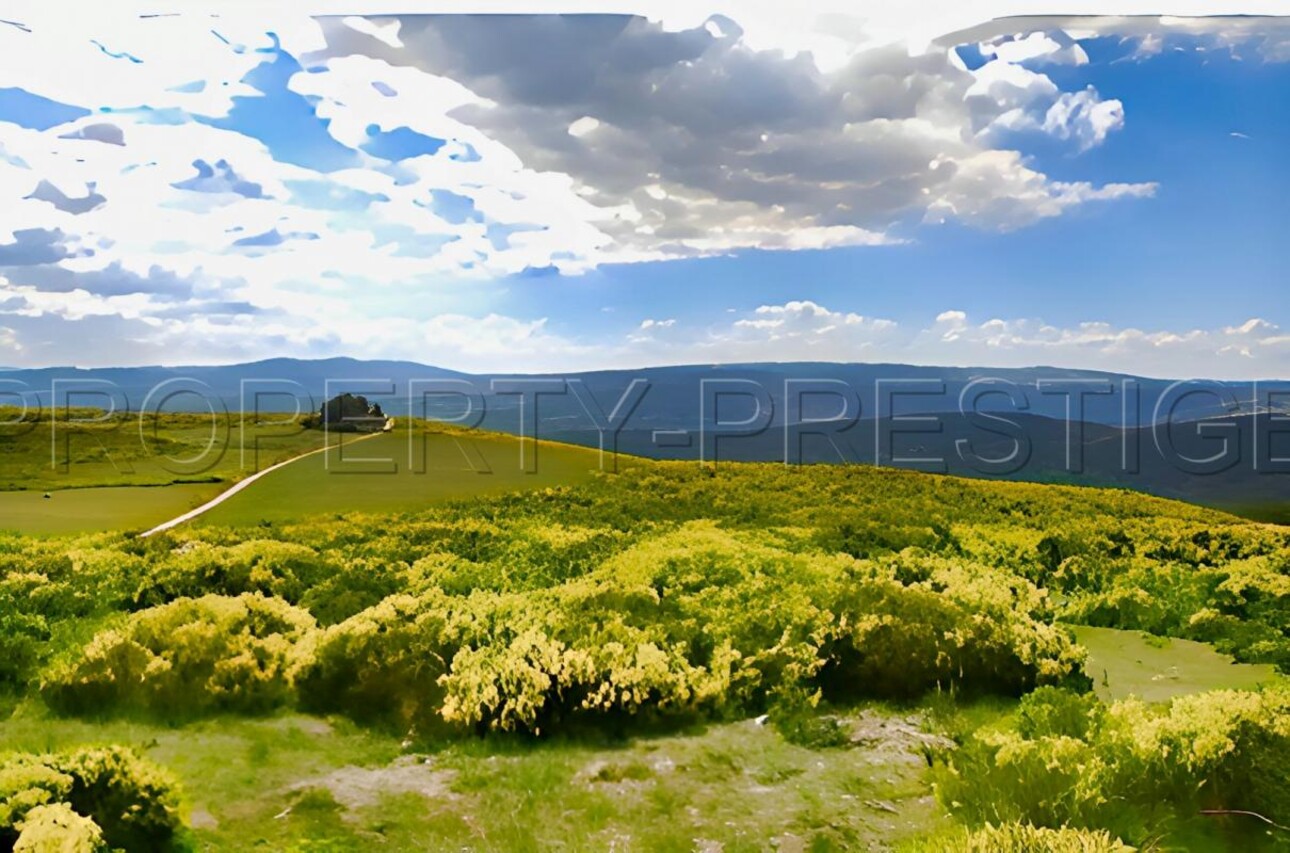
xmin=0 ymin=699 xmax=957 ymax=851
xmin=195 ymin=425 xmax=610 ymax=527
xmin=1073 ymin=625 xmax=1284 ymax=703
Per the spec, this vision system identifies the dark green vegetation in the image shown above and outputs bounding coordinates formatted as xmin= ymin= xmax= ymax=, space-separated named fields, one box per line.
xmin=0 ymin=451 xmax=1286 ymax=849
xmin=303 ymin=392 xmax=387 ymax=432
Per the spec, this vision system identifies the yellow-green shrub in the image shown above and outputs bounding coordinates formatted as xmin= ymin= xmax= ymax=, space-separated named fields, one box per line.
xmin=912 ymin=822 xmax=1135 ymax=852
xmin=14 ymin=803 xmax=106 ymax=853
xmin=0 ymin=747 xmax=181 ymax=852
xmin=132 ymin=540 xmax=333 ymax=607
xmin=300 ymin=524 xmax=1086 ymax=735
xmin=42 ymin=594 xmax=315 ymax=718
xmin=936 ymin=686 xmax=1290 ymax=844
xmin=0 ymin=758 xmax=73 ymax=837
xmin=296 ymin=593 xmax=453 ymax=732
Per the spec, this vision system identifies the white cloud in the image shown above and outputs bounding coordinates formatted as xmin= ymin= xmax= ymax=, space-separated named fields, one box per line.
xmin=968 ymin=61 xmax=1125 ymax=151
xmin=0 ymin=8 xmax=1279 ymax=372
xmin=0 ymin=325 xmax=20 ymax=354
xmin=980 ymin=32 xmax=1090 ymax=65
xmin=0 ymin=287 xmax=1282 ymax=378
xmin=1042 ymin=88 xmax=1125 ymax=150
xmin=735 ymin=301 xmax=898 ymax=338
xmin=618 ymin=305 xmax=1289 ymax=379
xmin=947 ymin=14 xmax=1290 ymax=66
xmin=1224 ymin=318 xmax=1278 ymax=337
xmin=340 ymin=16 xmax=403 ymax=49
xmin=568 ymin=116 xmax=601 ymax=137
xmin=0 ymin=6 xmax=1197 ymax=271
xmin=0 ymin=6 xmax=1165 ymax=335
xmin=1133 ymin=33 xmax=1165 ymax=59
xmin=309 ymin=13 xmax=1158 ymax=258
xmin=0 ymin=13 xmax=325 ymax=118
xmin=923 ymin=149 xmax=1156 ymax=229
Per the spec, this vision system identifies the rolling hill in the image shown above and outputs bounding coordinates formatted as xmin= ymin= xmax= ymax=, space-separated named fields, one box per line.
xmin=2 ymin=358 xmax=1286 ymax=523
xmin=193 ymin=424 xmax=608 ymax=527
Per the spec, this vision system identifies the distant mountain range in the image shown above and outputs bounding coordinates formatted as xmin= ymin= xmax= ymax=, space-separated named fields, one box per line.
xmin=1 ymin=357 xmax=1286 ymax=519
xmin=1 ymin=357 xmax=1284 ymax=422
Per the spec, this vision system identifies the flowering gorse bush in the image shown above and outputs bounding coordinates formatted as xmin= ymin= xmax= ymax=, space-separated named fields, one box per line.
xmin=935 ymin=685 xmax=1290 ymax=845
xmin=0 ymin=747 xmax=181 ymax=852
xmin=42 ymin=593 xmax=315 ymax=718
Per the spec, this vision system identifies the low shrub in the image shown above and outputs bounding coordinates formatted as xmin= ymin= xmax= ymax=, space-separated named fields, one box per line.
xmin=0 ymin=757 xmax=73 ymax=838
xmin=13 ymin=803 xmax=106 ymax=853
xmin=42 ymin=594 xmax=315 ymax=718
xmin=820 ymin=559 xmax=1087 ymax=700
xmin=296 ymin=593 xmax=452 ymax=733
xmin=132 ymin=540 xmax=333 ymax=608
xmin=300 ymin=525 xmax=1087 ymax=735
xmin=298 ymin=557 xmax=402 ymax=626
xmin=0 ymin=747 xmax=182 ymax=852
xmin=912 ymin=822 xmax=1135 ymax=852
xmin=57 ymin=747 xmax=183 ymax=852
xmin=935 ymin=685 xmax=1290 ymax=845
xmin=0 ymin=610 xmax=49 ymax=688
xmin=1015 ymin=687 xmax=1104 ymax=741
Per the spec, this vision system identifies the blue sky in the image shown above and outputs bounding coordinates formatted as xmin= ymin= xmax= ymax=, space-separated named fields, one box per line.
xmin=0 ymin=11 xmax=1284 ymax=377
xmin=513 ymin=36 xmax=1288 ymax=343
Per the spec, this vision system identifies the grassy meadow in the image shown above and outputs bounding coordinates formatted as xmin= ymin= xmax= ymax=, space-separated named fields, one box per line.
xmin=0 ymin=412 xmax=607 ymax=535
xmin=196 ymin=425 xmax=607 ymax=528
xmin=0 ymin=484 xmax=223 ymax=536
xmin=0 ymin=408 xmax=331 ymax=535
xmin=0 ymin=408 xmax=329 ymax=492
xmin=0 ymin=414 xmax=1286 ymax=851
xmin=1074 ymin=625 xmax=1281 ymax=703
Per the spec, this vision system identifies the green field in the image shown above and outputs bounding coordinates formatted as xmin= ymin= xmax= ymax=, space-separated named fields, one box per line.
xmin=0 ymin=409 xmax=333 ymax=534
xmin=0 ymin=702 xmax=954 ymax=851
xmin=194 ymin=425 xmax=608 ymax=528
xmin=1074 ymin=625 xmax=1282 ymax=703
xmin=0 ymin=413 xmax=613 ymax=535
xmin=0 ymin=408 xmax=327 ymax=492
xmin=0 ymin=483 xmax=222 ymax=536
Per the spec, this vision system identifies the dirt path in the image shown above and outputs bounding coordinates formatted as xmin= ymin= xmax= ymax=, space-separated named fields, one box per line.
xmin=139 ymin=423 xmax=392 ymax=537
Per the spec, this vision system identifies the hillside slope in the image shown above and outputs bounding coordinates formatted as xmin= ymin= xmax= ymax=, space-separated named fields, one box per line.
xmin=1 ymin=454 xmax=1286 ymax=851
xmin=194 ymin=425 xmax=607 ymax=527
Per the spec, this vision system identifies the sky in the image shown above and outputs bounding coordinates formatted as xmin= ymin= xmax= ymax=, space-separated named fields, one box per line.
xmin=0 ymin=5 xmax=1285 ymax=378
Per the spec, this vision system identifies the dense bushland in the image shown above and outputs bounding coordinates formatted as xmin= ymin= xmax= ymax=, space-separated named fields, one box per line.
xmin=0 ymin=460 xmax=1285 ymax=848
xmin=296 ymin=523 xmax=1084 ymax=734
xmin=5 ymin=464 xmax=1282 ymax=714
xmin=0 ymin=463 xmax=1282 ymax=723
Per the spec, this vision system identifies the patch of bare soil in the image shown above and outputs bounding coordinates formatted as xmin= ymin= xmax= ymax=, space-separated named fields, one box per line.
xmin=288 ymin=755 xmax=456 ymax=813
